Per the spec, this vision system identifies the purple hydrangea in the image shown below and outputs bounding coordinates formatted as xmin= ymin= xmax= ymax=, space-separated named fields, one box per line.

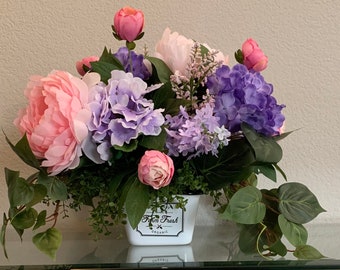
xmin=83 ymin=70 xmax=164 ymax=163
xmin=206 ymin=64 xmax=285 ymax=136
xmin=165 ymin=104 xmax=230 ymax=158
xmin=114 ymin=47 xmax=151 ymax=80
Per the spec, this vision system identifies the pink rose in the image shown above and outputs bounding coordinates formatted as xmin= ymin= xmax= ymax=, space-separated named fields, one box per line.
xmin=113 ymin=6 xmax=144 ymax=42
xmin=76 ymin=56 xmax=99 ymax=76
xmin=138 ymin=150 xmax=174 ymax=190
xmin=242 ymin=38 xmax=268 ymax=72
xmin=14 ymin=70 xmax=91 ymax=175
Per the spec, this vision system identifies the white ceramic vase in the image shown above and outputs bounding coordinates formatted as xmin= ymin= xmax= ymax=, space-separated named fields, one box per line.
xmin=125 ymin=195 xmax=200 ymax=246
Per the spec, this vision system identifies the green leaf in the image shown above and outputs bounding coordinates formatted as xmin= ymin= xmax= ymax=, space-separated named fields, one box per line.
xmin=90 ymin=47 xmax=124 ymax=84
xmin=139 ymin=129 xmax=167 ymax=150
xmin=32 ymin=228 xmax=62 ymax=260
xmin=293 ymin=245 xmax=325 ymax=259
xmin=33 ymin=210 xmax=47 ymax=230
xmin=26 ymin=184 xmax=47 ymax=208
xmin=221 ymin=186 xmax=266 ymax=224
xmin=278 ymin=182 xmax=326 ymax=224
xmin=274 ymin=163 xmax=287 ymax=181
xmin=5 ymin=133 xmax=41 ymax=169
xmin=268 ymin=238 xmax=287 ymax=257
xmin=8 ymin=208 xmax=24 ymax=239
xmin=11 ymin=208 xmax=38 ymax=230
xmin=37 ymin=173 xmax=68 ymax=201
xmin=278 ymin=214 xmax=308 ymax=247
xmin=1 ymin=214 xmax=8 ymax=259
xmin=254 ymin=164 xmax=277 ymax=182
xmin=146 ymin=56 xmax=172 ymax=83
xmin=113 ymin=139 xmax=138 ymax=152
xmin=193 ymin=138 xmax=256 ymax=190
xmin=234 ymin=49 xmax=244 ymax=64
xmin=125 ymin=179 xmax=150 ymax=229
xmin=242 ymin=123 xmax=283 ymax=163
xmin=5 ymin=168 xmax=34 ymax=207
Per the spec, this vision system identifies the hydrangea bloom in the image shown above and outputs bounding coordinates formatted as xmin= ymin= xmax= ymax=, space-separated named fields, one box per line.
xmin=206 ymin=64 xmax=285 ymax=136
xmin=114 ymin=47 xmax=151 ymax=80
xmin=165 ymin=104 xmax=230 ymax=158
xmin=83 ymin=70 xmax=164 ymax=163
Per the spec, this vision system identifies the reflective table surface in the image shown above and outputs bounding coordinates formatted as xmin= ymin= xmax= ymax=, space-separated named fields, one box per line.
xmin=0 ymin=222 xmax=339 ymax=269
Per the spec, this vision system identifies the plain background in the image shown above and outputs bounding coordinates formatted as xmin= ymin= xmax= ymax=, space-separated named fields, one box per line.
xmin=0 ymin=0 xmax=339 ymax=230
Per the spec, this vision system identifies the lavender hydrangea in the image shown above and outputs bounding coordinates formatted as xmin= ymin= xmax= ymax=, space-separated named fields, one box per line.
xmin=165 ymin=104 xmax=230 ymax=158
xmin=114 ymin=47 xmax=151 ymax=80
xmin=83 ymin=70 xmax=164 ymax=163
xmin=206 ymin=64 xmax=285 ymax=136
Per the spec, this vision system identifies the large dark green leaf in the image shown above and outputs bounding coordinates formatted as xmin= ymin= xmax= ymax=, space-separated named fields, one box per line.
xmin=11 ymin=208 xmax=38 ymax=230
xmin=37 ymin=173 xmax=68 ymax=201
xmin=26 ymin=184 xmax=47 ymax=208
xmin=242 ymin=123 xmax=282 ymax=163
xmin=268 ymin=239 xmax=287 ymax=257
xmin=278 ymin=182 xmax=326 ymax=224
xmin=125 ymin=179 xmax=150 ymax=229
xmin=193 ymin=138 xmax=256 ymax=190
xmin=5 ymin=168 xmax=34 ymax=207
xmin=90 ymin=47 xmax=124 ymax=84
xmin=32 ymin=228 xmax=62 ymax=260
xmin=146 ymin=56 xmax=172 ymax=83
xmin=139 ymin=129 xmax=167 ymax=151
xmin=278 ymin=214 xmax=308 ymax=247
xmin=253 ymin=164 xmax=277 ymax=182
xmin=5 ymin=133 xmax=41 ymax=169
xmin=221 ymin=186 xmax=266 ymax=224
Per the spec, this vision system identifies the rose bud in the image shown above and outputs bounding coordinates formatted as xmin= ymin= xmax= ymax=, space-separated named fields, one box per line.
xmin=76 ymin=56 xmax=99 ymax=76
xmin=241 ymin=38 xmax=268 ymax=72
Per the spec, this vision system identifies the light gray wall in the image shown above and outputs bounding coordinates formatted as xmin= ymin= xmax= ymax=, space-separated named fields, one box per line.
xmin=1 ymin=0 xmax=339 ymax=228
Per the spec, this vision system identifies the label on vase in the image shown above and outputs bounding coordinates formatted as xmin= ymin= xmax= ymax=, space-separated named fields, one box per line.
xmin=136 ymin=203 xmax=184 ymax=237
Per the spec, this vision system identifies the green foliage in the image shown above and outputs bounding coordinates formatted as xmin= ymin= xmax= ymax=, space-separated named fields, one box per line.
xmin=293 ymin=245 xmax=325 ymax=260
xmin=278 ymin=182 xmax=326 ymax=224
xmin=278 ymin=214 xmax=308 ymax=247
xmin=221 ymin=186 xmax=266 ymax=224
xmin=32 ymin=228 xmax=62 ymax=260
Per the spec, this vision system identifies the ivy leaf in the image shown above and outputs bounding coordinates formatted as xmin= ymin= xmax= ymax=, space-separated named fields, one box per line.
xmin=221 ymin=186 xmax=266 ymax=224
xmin=278 ymin=182 xmax=326 ymax=224
xmin=293 ymin=245 xmax=325 ymax=259
xmin=33 ymin=210 xmax=47 ymax=230
xmin=32 ymin=228 xmax=62 ymax=260
xmin=278 ymin=214 xmax=308 ymax=247
xmin=4 ymin=133 xmax=41 ymax=169
xmin=37 ymin=173 xmax=68 ymax=201
xmin=1 ymin=214 xmax=8 ymax=259
xmin=5 ymin=168 xmax=34 ymax=207
xmin=26 ymin=184 xmax=47 ymax=208
xmin=125 ymin=179 xmax=150 ymax=229
xmin=242 ymin=123 xmax=282 ymax=163
xmin=11 ymin=208 xmax=38 ymax=230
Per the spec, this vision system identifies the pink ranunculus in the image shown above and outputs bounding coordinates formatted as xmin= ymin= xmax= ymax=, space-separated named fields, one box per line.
xmin=113 ymin=6 xmax=144 ymax=42
xmin=154 ymin=28 xmax=195 ymax=76
xmin=242 ymin=38 xmax=268 ymax=72
xmin=138 ymin=150 xmax=174 ymax=190
xmin=14 ymin=70 xmax=91 ymax=175
xmin=76 ymin=56 xmax=99 ymax=76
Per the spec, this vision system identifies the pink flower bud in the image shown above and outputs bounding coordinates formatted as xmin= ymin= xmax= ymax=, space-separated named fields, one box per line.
xmin=113 ymin=6 xmax=144 ymax=42
xmin=138 ymin=150 xmax=174 ymax=190
xmin=242 ymin=38 xmax=268 ymax=72
xmin=76 ymin=56 xmax=99 ymax=76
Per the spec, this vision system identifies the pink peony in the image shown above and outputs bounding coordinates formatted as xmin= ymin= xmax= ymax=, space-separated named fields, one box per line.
xmin=155 ymin=28 xmax=195 ymax=76
xmin=76 ymin=56 xmax=99 ymax=76
xmin=113 ymin=6 xmax=144 ymax=42
xmin=138 ymin=150 xmax=174 ymax=190
xmin=14 ymin=70 xmax=91 ymax=175
xmin=242 ymin=38 xmax=268 ymax=72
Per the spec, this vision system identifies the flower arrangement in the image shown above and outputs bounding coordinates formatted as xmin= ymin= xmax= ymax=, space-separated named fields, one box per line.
xmin=1 ymin=6 xmax=325 ymax=260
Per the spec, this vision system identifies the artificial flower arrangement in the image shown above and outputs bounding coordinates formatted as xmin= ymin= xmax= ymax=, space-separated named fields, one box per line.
xmin=1 ymin=6 xmax=325 ymax=260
